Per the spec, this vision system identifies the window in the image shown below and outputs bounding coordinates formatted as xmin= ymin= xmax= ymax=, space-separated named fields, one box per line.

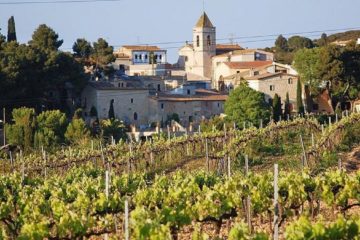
xmin=157 ymin=84 xmax=161 ymax=91
xmin=270 ymin=85 xmax=275 ymax=91
xmin=139 ymin=55 xmax=142 ymax=60
xmin=159 ymin=55 xmax=162 ymax=60
xmin=254 ymin=71 xmax=259 ymax=76
xmin=121 ymin=83 xmax=124 ymax=87
xmin=217 ymin=102 xmax=220 ymax=108
xmin=161 ymin=103 xmax=164 ymax=109
xmin=187 ymin=89 xmax=191 ymax=95
xmin=236 ymin=71 xmax=240 ymax=74
xmin=207 ymin=35 xmax=211 ymax=46
xmin=288 ymin=78 xmax=293 ymax=84
xmin=196 ymin=35 xmax=200 ymax=47
xmin=145 ymin=54 xmax=148 ymax=60
xmin=185 ymin=56 xmax=188 ymax=62
xmin=118 ymin=83 xmax=121 ymax=87
xmin=155 ymin=54 xmax=158 ymax=59
xmin=189 ymin=116 xmax=193 ymax=122
xmin=131 ymin=98 xmax=134 ymax=103
xmin=135 ymin=54 xmax=138 ymax=60
xmin=133 ymin=112 xmax=138 ymax=120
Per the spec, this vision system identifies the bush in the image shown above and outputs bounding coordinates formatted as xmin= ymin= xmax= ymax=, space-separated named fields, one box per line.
xmin=100 ymin=118 xmax=127 ymax=142
xmin=65 ymin=118 xmax=89 ymax=144
xmin=34 ymin=110 xmax=67 ymax=149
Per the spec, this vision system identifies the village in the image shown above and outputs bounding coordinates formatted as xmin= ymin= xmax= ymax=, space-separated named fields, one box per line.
xmin=79 ymin=12 xmax=360 ymax=140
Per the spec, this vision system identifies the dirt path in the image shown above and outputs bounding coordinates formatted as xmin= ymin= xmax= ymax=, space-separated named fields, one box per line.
xmin=345 ymin=145 xmax=360 ymax=172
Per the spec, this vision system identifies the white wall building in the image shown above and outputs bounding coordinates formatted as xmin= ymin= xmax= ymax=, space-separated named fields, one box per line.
xmin=114 ymin=46 xmax=167 ymax=76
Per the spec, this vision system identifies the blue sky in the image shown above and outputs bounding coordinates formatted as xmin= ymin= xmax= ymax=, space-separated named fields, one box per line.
xmin=1 ymin=0 xmax=360 ymax=62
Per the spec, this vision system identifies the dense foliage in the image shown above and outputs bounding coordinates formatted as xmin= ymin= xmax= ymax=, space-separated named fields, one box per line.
xmin=225 ymin=83 xmax=271 ymax=127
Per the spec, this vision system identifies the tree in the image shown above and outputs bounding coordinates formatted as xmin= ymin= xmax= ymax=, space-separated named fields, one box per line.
xmin=272 ymin=94 xmax=282 ymax=122
xmin=34 ymin=110 xmax=67 ymax=149
xmin=166 ymin=113 xmax=180 ymax=125
xmin=287 ymin=36 xmax=313 ymax=51
xmin=73 ymin=38 xmax=93 ymax=61
xmin=275 ymin=35 xmax=288 ymax=51
xmin=100 ymin=118 xmax=127 ymax=142
xmin=91 ymin=38 xmax=115 ymax=69
xmin=108 ymin=99 xmax=115 ymax=119
xmin=317 ymin=33 xmax=328 ymax=47
xmin=90 ymin=106 xmax=98 ymax=118
xmin=29 ymin=24 xmax=63 ymax=51
xmin=224 ymin=83 xmax=271 ymax=127
xmin=293 ymin=48 xmax=321 ymax=96
xmin=7 ymin=16 xmax=17 ymax=42
xmin=284 ymin=92 xmax=291 ymax=118
xmin=65 ymin=118 xmax=89 ymax=144
xmin=296 ymin=80 xmax=305 ymax=115
xmin=5 ymin=107 xmax=36 ymax=151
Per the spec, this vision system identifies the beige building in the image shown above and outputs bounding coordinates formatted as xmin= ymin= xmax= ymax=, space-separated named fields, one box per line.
xmin=81 ymin=81 xmax=150 ymax=126
xmin=149 ymin=88 xmax=227 ymax=126
xmin=245 ymin=72 xmax=299 ymax=111
xmin=113 ymin=45 xmax=167 ymax=76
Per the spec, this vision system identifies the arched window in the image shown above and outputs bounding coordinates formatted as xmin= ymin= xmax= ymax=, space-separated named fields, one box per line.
xmin=145 ymin=54 xmax=148 ymax=60
xmin=135 ymin=54 xmax=138 ymax=60
xmin=207 ymin=35 xmax=211 ymax=46
xmin=134 ymin=112 xmax=138 ymax=120
xmin=196 ymin=35 xmax=200 ymax=47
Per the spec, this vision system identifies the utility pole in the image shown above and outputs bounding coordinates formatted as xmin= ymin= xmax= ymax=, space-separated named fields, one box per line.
xmin=2 ymin=108 xmax=5 ymax=146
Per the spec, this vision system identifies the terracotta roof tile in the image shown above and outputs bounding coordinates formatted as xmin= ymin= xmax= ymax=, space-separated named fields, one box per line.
xmin=245 ymin=72 xmax=298 ymax=80
xmin=224 ymin=61 xmax=273 ymax=69
xmin=151 ymin=92 xmax=227 ymax=102
xmin=122 ymin=45 xmax=163 ymax=51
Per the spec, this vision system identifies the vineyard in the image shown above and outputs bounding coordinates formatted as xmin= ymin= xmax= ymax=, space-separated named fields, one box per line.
xmin=1 ymin=113 xmax=360 ymax=239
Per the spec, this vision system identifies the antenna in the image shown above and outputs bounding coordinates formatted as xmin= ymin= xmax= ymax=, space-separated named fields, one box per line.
xmin=202 ymin=0 xmax=205 ymax=12
xmin=229 ymin=33 xmax=235 ymax=44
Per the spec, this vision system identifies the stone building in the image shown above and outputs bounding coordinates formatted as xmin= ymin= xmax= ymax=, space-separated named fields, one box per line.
xmin=148 ymin=88 xmax=227 ymax=126
xmin=81 ymin=81 xmax=150 ymax=126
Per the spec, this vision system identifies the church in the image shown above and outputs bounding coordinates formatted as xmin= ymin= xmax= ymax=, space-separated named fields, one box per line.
xmin=178 ymin=12 xmax=242 ymax=82
xmin=177 ymin=12 xmax=318 ymax=114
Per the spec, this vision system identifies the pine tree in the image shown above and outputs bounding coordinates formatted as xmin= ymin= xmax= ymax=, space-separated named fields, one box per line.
xmin=108 ymin=99 xmax=115 ymax=119
xmin=296 ymin=80 xmax=305 ymax=115
xmin=7 ymin=16 xmax=17 ymax=42
xmin=272 ymin=94 xmax=282 ymax=122
xmin=284 ymin=92 xmax=291 ymax=119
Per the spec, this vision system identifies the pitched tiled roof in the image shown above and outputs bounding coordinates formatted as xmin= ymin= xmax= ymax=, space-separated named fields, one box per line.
xmin=150 ymin=90 xmax=227 ymax=102
xmin=195 ymin=12 xmax=214 ymax=28
xmin=224 ymin=61 xmax=273 ymax=69
xmin=88 ymin=81 xmax=148 ymax=91
xmin=122 ymin=45 xmax=162 ymax=51
xmin=216 ymin=44 xmax=242 ymax=50
xmin=245 ymin=72 xmax=298 ymax=80
xmin=214 ymin=49 xmax=274 ymax=58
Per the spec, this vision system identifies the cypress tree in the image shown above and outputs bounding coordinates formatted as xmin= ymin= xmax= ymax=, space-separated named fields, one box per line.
xmin=108 ymin=99 xmax=115 ymax=119
xmin=284 ymin=92 xmax=291 ymax=118
xmin=296 ymin=80 xmax=305 ymax=115
xmin=272 ymin=94 xmax=282 ymax=122
xmin=7 ymin=16 xmax=17 ymax=42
